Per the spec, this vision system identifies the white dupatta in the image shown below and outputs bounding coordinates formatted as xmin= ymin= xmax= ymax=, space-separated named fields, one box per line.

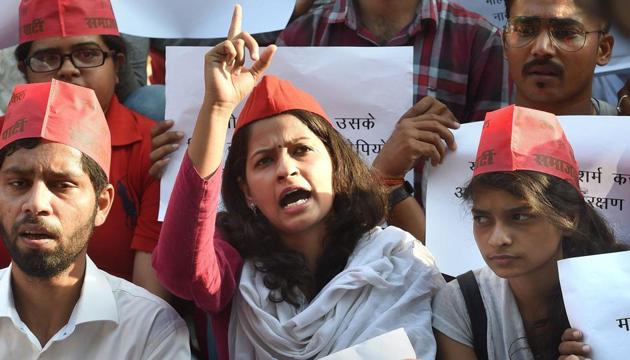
xmin=228 ymin=226 xmax=445 ymax=360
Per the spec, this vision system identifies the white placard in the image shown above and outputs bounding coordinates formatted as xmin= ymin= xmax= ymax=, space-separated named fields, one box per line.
xmin=450 ymin=0 xmax=507 ymax=29
xmin=558 ymin=251 xmax=630 ymax=360
xmin=320 ymin=328 xmax=416 ymax=360
xmin=161 ymin=46 xmax=414 ymax=220
xmin=426 ymin=116 xmax=630 ymax=276
xmin=0 ymin=0 xmax=294 ymax=48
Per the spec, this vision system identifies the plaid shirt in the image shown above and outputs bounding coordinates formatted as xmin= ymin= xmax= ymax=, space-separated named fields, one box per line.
xmin=277 ymin=0 xmax=510 ymax=123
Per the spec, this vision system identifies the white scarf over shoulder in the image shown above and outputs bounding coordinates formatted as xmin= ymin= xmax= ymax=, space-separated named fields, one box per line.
xmin=228 ymin=226 xmax=445 ymax=360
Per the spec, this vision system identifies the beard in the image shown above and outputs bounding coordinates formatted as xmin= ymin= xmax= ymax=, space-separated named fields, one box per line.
xmin=2 ymin=210 xmax=96 ymax=279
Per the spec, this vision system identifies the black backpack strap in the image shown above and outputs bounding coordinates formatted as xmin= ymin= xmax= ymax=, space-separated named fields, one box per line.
xmin=457 ymin=270 xmax=489 ymax=360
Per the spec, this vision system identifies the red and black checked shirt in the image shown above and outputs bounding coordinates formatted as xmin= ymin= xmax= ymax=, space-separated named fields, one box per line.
xmin=278 ymin=0 xmax=511 ymax=200
xmin=277 ymin=0 xmax=510 ymax=124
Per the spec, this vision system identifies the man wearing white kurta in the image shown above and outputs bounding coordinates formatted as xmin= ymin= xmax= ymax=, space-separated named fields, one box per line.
xmin=0 ymin=80 xmax=189 ymax=359
xmin=0 ymin=258 xmax=189 ymax=359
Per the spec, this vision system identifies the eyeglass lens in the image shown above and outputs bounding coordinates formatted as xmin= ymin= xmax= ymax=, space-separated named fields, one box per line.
xmin=28 ymin=49 xmax=107 ymax=72
xmin=505 ymin=16 xmax=589 ymax=52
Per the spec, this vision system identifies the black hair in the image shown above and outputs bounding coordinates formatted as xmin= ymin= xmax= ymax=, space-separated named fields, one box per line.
xmin=504 ymin=0 xmax=611 ymax=32
xmin=464 ymin=171 xmax=627 ymax=359
xmin=218 ymin=109 xmax=387 ymax=306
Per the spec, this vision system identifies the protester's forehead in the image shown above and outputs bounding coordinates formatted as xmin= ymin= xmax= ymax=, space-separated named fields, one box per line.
xmin=471 ymin=186 xmax=529 ymax=210
xmin=1 ymin=141 xmax=86 ymax=175
xmin=246 ymin=114 xmax=320 ymax=152
xmin=510 ymin=0 xmax=592 ymax=23
xmin=29 ymin=35 xmax=107 ymax=53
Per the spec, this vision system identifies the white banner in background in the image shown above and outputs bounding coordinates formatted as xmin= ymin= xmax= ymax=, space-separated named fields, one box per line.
xmin=426 ymin=116 xmax=630 ymax=276
xmin=110 ymin=0 xmax=294 ymax=39
xmin=559 ymin=251 xmax=630 ymax=360
xmin=451 ymin=0 xmax=507 ymax=29
xmin=160 ymin=46 xmax=414 ymax=220
xmin=0 ymin=0 xmax=19 ymax=49
xmin=0 ymin=0 xmax=294 ymax=48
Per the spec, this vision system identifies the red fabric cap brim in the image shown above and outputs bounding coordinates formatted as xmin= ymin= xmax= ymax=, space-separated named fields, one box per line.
xmin=473 ymin=105 xmax=580 ymax=192
xmin=1 ymin=80 xmax=111 ymax=179
xmin=235 ymin=75 xmax=331 ymax=133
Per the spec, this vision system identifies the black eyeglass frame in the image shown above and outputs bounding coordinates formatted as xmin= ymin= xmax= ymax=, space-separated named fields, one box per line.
xmin=503 ymin=16 xmax=606 ymax=52
xmin=24 ymin=48 xmax=117 ymax=73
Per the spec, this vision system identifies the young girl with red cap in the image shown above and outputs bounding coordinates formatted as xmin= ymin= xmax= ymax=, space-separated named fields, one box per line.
xmin=152 ymin=6 xmax=445 ymax=360
xmin=432 ymin=106 xmax=628 ymax=359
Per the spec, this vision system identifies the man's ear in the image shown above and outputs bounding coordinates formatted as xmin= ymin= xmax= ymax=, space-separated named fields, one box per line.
xmin=94 ymin=184 xmax=115 ymax=227
xmin=596 ymin=33 xmax=614 ymax=66
xmin=114 ymin=52 xmax=125 ymax=84
xmin=17 ymin=61 xmax=27 ymax=76
xmin=501 ymin=31 xmax=509 ymax=60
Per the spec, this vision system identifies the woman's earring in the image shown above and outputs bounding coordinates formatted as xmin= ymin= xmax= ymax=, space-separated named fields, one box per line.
xmin=248 ymin=202 xmax=258 ymax=216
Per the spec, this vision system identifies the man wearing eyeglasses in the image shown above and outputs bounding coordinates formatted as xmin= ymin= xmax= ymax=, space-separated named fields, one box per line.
xmin=0 ymin=0 xmax=169 ymax=304
xmin=503 ymin=0 xmax=615 ymax=116
xmin=504 ymin=2 xmax=614 ymax=357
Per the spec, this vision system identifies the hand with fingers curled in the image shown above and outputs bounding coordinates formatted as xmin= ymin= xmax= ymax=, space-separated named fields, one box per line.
xmin=371 ymin=96 xmax=460 ymax=180
xmin=618 ymin=79 xmax=630 ymax=115
xmin=149 ymin=119 xmax=184 ymax=179
xmin=558 ymin=328 xmax=592 ymax=360
xmin=187 ymin=4 xmax=277 ymax=178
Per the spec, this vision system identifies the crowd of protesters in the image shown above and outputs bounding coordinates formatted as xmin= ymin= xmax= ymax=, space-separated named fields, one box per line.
xmin=0 ymin=0 xmax=629 ymax=359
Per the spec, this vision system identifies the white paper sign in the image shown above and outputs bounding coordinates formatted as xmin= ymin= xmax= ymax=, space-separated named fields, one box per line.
xmin=0 ymin=0 xmax=294 ymax=48
xmin=558 ymin=251 xmax=630 ymax=360
xmin=161 ymin=46 xmax=414 ymax=220
xmin=320 ymin=328 xmax=416 ymax=360
xmin=426 ymin=116 xmax=630 ymax=276
xmin=450 ymin=0 xmax=507 ymax=29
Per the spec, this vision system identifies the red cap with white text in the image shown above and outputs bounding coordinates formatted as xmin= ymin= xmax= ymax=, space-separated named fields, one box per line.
xmin=1 ymin=80 xmax=111 ymax=179
xmin=473 ymin=105 xmax=580 ymax=192
xmin=19 ymin=0 xmax=119 ymax=44
xmin=235 ymin=75 xmax=331 ymax=133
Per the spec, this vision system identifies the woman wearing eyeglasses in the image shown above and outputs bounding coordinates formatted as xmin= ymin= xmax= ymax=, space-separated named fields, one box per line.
xmin=432 ymin=106 xmax=628 ymax=360
xmin=2 ymin=0 xmax=169 ymax=302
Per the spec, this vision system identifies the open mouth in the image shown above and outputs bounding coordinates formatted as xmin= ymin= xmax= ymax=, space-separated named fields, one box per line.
xmin=279 ymin=189 xmax=312 ymax=208
xmin=19 ymin=226 xmax=57 ymax=241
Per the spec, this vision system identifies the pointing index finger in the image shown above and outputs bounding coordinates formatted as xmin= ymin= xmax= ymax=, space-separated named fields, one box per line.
xmin=227 ymin=4 xmax=242 ymax=39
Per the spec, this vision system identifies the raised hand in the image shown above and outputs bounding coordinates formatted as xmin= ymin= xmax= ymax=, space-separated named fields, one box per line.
xmin=188 ymin=5 xmax=276 ymax=178
xmin=203 ymin=4 xmax=277 ymax=112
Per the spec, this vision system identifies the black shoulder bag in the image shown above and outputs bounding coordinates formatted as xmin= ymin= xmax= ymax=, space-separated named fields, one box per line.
xmin=457 ymin=270 xmax=489 ymax=360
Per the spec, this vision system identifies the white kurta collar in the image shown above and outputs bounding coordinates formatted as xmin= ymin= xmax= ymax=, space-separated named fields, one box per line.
xmin=0 ymin=256 xmax=119 ymax=336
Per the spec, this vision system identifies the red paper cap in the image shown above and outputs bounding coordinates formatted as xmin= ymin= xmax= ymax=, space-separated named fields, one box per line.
xmin=19 ymin=0 xmax=119 ymax=44
xmin=1 ymin=80 xmax=111 ymax=179
xmin=235 ymin=75 xmax=331 ymax=133
xmin=473 ymin=105 xmax=580 ymax=192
